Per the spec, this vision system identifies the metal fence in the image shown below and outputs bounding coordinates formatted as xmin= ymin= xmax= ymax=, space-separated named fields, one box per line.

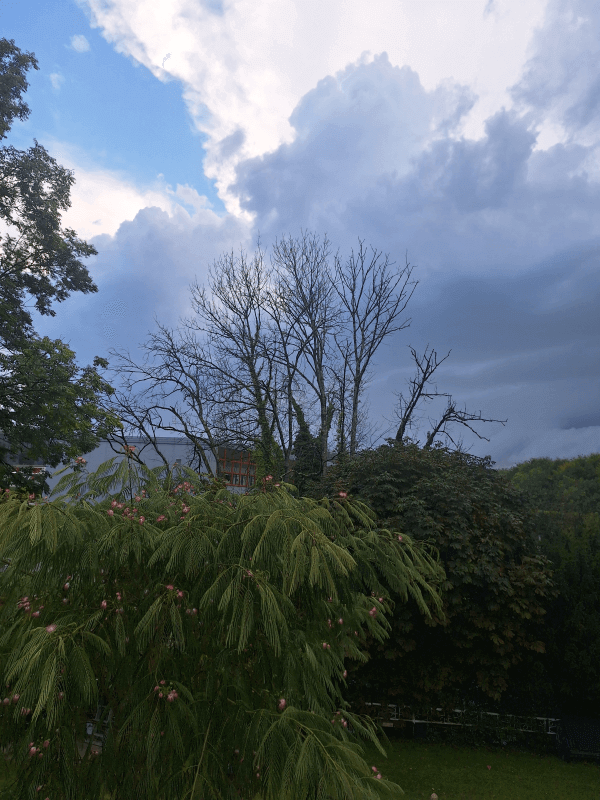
xmin=360 ymin=701 xmax=560 ymax=737
xmin=358 ymin=701 xmax=600 ymax=761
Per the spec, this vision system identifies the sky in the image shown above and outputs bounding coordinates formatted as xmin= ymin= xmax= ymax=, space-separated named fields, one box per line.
xmin=1 ymin=0 xmax=599 ymax=473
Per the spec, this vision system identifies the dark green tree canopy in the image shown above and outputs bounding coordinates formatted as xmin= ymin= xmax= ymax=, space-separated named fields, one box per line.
xmin=0 ymin=37 xmax=122 ymax=492
xmin=321 ymin=438 xmax=557 ymax=712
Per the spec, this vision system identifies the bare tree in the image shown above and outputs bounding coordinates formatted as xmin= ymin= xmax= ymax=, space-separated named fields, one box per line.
xmin=385 ymin=343 xmax=508 ymax=454
xmin=102 ymin=230 xmax=504 ymax=488
xmin=266 ymin=231 xmax=347 ymax=477
xmin=329 ymin=238 xmax=419 ymax=456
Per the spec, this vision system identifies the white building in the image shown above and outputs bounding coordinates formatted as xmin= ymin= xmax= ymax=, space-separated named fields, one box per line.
xmin=1 ymin=435 xmax=260 ymax=501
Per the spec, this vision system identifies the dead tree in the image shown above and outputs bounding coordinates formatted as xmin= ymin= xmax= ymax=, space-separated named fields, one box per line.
xmin=389 ymin=344 xmax=507 ymax=453
xmin=330 ymin=237 xmax=419 ymax=456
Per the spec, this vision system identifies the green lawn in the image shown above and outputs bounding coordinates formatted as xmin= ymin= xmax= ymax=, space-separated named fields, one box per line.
xmin=2 ymin=735 xmax=599 ymax=799
xmin=358 ymin=734 xmax=600 ymax=800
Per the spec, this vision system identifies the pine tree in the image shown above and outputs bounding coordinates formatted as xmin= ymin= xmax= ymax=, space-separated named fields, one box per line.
xmin=0 ymin=452 xmax=445 ymax=799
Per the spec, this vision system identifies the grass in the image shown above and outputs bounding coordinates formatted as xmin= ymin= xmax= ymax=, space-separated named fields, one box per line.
xmin=359 ymin=732 xmax=600 ymax=800
xmin=2 ymin=733 xmax=599 ymax=799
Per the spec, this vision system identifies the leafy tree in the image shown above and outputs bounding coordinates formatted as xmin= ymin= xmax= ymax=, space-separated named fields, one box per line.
xmin=493 ymin=453 xmax=600 ymax=717
xmin=0 ymin=37 xmax=123 ymax=492
xmin=290 ymin=397 xmax=329 ymax=496
xmin=0 ymin=452 xmax=446 ymax=800
xmin=320 ymin=438 xmax=557 ymax=714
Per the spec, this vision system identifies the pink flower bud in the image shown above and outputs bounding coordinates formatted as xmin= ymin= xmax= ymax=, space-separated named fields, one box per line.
xmin=343 ymin=670 xmax=347 ymax=678
xmin=377 ymin=773 xmax=381 ymax=779
xmin=372 ymin=766 xmax=377 ymax=772
xmin=177 ymin=590 xmax=184 ymax=598
xmin=29 ymin=747 xmax=37 ymax=756
xmin=323 ymin=643 xmax=327 ymax=649
xmin=63 ymin=583 xmax=69 ymax=590
xmin=101 ymin=600 xmax=107 ymax=609
xmin=2 ymin=698 xmax=9 ymax=706
xmin=43 ymin=740 xmax=49 ymax=748
xmin=192 ymin=608 xmax=197 ymax=615
xmin=111 ymin=501 xmax=117 ymax=508
xmin=32 ymin=611 xmax=40 ymax=617
xmin=45 ymin=624 xmax=56 ymax=633
xmin=166 ymin=585 xmax=174 ymax=591
xmin=338 ymin=492 xmax=347 ymax=498
xmin=13 ymin=694 xmax=19 ymax=703
xmin=107 ymin=510 xmax=114 ymax=516
xmin=160 ymin=680 xmax=166 ymax=685
xmin=139 ymin=516 xmax=145 ymax=524
xmin=278 ymin=698 xmax=286 ymax=711
xmin=158 ymin=693 xmax=163 ymax=699
xmin=378 ymin=597 xmax=383 ymax=603
xmin=338 ymin=618 xmax=343 ymax=625
xmin=62 ymin=598 xmax=68 ymax=604
xmin=369 ymin=607 xmax=377 ymax=618
xmin=343 ymin=720 xmax=347 ymax=727
xmin=398 ymin=535 xmax=403 ymax=542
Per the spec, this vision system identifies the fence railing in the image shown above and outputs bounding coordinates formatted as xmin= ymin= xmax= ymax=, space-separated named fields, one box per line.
xmin=359 ymin=701 xmax=561 ymax=737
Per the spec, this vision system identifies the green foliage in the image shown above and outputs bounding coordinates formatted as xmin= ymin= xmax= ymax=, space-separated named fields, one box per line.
xmin=493 ymin=453 xmax=600 ymax=718
xmin=290 ymin=398 xmax=323 ymax=496
xmin=0 ymin=37 xmax=123 ymax=492
xmin=321 ymin=438 xmax=557 ymax=714
xmin=0 ymin=38 xmax=38 ymax=142
xmin=0 ymin=454 xmax=447 ymax=799
xmin=0 ymin=340 xmax=124 ymax=494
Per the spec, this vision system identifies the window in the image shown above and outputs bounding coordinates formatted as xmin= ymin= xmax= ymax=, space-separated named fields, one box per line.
xmin=218 ymin=447 xmax=256 ymax=489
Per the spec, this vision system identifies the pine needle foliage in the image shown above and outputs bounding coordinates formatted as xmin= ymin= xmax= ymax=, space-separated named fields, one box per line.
xmin=0 ymin=455 xmax=445 ymax=800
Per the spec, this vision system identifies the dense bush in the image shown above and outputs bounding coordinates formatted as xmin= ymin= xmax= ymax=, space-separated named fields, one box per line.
xmin=319 ymin=439 xmax=558 ymax=716
xmin=0 ymin=452 xmax=447 ymax=800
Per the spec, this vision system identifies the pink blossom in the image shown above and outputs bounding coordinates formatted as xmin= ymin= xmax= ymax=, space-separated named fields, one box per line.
xmin=2 ymin=698 xmax=9 ymax=706
xmin=43 ymin=740 xmax=49 ymax=748
xmin=107 ymin=509 xmax=114 ymax=516
xmin=278 ymin=698 xmax=286 ymax=711
xmin=323 ymin=643 xmax=328 ymax=649
xmin=158 ymin=693 xmax=163 ymax=699
xmin=160 ymin=680 xmax=166 ymax=685
xmin=343 ymin=720 xmax=347 ymax=727
xmin=29 ymin=746 xmax=37 ymax=756
xmin=372 ymin=766 xmax=377 ymax=772
xmin=376 ymin=774 xmax=381 ymax=779
xmin=177 ymin=590 xmax=184 ymax=598
xmin=32 ymin=611 xmax=40 ymax=617
xmin=62 ymin=598 xmax=68 ymax=604
xmin=139 ymin=516 xmax=145 ymax=524
xmin=338 ymin=618 xmax=343 ymax=625
xmin=63 ymin=583 xmax=69 ymax=590
xmin=487 ymin=765 xmax=491 ymax=770
xmin=156 ymin=515 xmax=166 ymax=522
xmin=58 ymin=692 xmax=64 ymax=700
xmin=338 ymin=491 xmax=347 ymax=498
xmin=12 ymin=694 xmax=19 ymax=703
xmin=369 ymin=607 xmax=377 ymax=618
xmin=166 ymin=585 xmax=174 ymax=591
xmin=101 ymin=600 xmax=107 ymax=609
xmin=45 ymin=624 xmax=56 ymax=633
xmin=111 ymin=500 xmax=117 ymax=508
xmin=398 ymin=535 xmax=403 ymax=542
xmin=378 ymin=597 xmax=383 ymax=603
xmin=343 ymin=670 xmax=347 ymax=678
